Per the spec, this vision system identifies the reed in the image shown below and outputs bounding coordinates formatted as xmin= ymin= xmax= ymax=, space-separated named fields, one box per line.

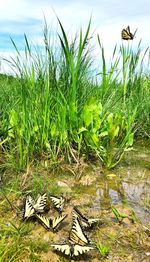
xmin=0 ymin=18 xmax=149 ymax=170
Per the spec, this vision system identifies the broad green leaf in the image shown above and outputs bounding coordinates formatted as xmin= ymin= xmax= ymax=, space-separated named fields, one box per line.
xmin=99 ymin=131 xmax=108 ymax=137
xmin=78 ymin=127 xmax=87 ymax=134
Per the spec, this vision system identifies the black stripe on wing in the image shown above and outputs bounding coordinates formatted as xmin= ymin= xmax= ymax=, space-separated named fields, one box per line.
xmin=69 ymin=217 xmax=91 ymax=246
xmin=51 ymin=243 xmax=95 ymax=259
xmin=73 ymin=206 xmax=101 ymax=229
xmin=121 ymin=26 xmax=137 ymax=40
xmin=50 ymin=213 xmax=68 ymax=232
xmin=33 ymin=193 xmax=47 ymax=213
xmin=49 ymin=194 xmax=65 ymax=212
xmin=23 ymin=195 xmax=35 ymax=220
xmin=36 ymin=213 xmax=67 ymax=231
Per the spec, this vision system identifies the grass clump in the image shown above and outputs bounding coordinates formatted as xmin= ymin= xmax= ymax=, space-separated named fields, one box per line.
xmin=0 ymin=219 xmax=49 ymax=261
xmin=0 ymin=17 xmax=150 ymax=171
xmin=96 ymin=242 xmax=110 ymax=258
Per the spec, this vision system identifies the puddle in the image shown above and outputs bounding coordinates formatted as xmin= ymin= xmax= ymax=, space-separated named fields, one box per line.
xmin=87 ymin=139 xmax=150 ymax=224
xmin=1 ymin=139 xmax=150 ymax=261
xmin=54 ymin=139 xmax=150 ymax=224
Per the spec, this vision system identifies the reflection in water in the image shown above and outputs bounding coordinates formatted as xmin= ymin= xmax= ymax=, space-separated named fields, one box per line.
xmin=94 ymin=177 xmax=150 ymax=223
xmin=93 ymin=141 xmax=150 ymax=223
xmin=95 ymin=178 xmax=126 ymax=210
xmin=122 ymin=181 xmax=150 ymax=223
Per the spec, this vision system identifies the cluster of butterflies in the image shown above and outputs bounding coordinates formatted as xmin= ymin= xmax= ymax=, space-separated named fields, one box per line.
xmin=121 ymin=26 xmax=137 ymax=40
xmin=23 ymin=193 xmax=67 ymax=231
xmin=23 ymin=193 xmax=101 ymax=259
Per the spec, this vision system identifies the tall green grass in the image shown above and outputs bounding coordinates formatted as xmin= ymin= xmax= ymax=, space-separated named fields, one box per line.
xmin=0 ymin=18 xmax=150 ymax=170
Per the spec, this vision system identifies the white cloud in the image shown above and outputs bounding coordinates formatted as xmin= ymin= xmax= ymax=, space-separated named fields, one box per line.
xmin=0 ymin=0 xmax=150 ymax=74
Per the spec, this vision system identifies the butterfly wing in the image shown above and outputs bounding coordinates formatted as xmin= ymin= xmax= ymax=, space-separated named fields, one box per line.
xmin=69 ymin=217 xmax=90 ymax=246
xmin=73 ymin=207 xmax=100 ymax=229
xmin=23 ymin=195 xmax=35 ymax=220
xmin=36 ymin=213 xmax=50 ymax=229
xmin=126 ymin=26 xmax=134 ymax=39
xmin=73 ymin=244 xmax=95 ymax=257
xmin=51 ymin=244 xmax=71 ymax=256
xmin=51 ymin=214 xmax=67 ymax=231
xmin=73 ymin=207 xmax=90 ymax=228
xmin=121 ymin=29 xmax=130 ymax=40
xmin=126 ymin=26 xmax=131 ymax=33
xmin=73 ymin=207 xmax=88 ymax=222
xmin=88 ymin=218 xmax=100 ymax=227
xmin=28 ymin=195 xmax=35 ymax=205
xmin=49 ymin=195 xmax=65 ymax=212
xmin=122 ymin=26 xmax=134 ymax=40
xmin=51 ymin=243 xmax=95 ymax=259
xmin=33 ymin=193 xmax=47 ymax=213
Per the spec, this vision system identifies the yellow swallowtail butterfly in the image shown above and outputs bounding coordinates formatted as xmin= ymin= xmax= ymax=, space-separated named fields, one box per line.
xmin=49 ymin=194 xmax=65 ymax=212
xmin=69 ymin=217 xmax=91 ymax=246
xmin=23 ymin=193 xmax=47 ymax=220
xmin=51 ymin=243 xmax=95 ymax=259
xmin=35 ymin=213 xmax=67 ymax=231
xmin=73 ymin=206 xmax=101 ymax=229
xmin=121 ymin=26 xmax=137 ymax=40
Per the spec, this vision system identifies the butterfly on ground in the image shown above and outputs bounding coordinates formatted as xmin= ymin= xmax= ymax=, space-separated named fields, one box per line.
xmin=69 ymin=217 xmax=91 ymax=246
xmin=121 ymin=26 xmax=137 ymax=40
xmin=35 ymin=213 xmax=67 ymax=232
xmin=72 ymin=206 xmax=101 ymax=229
xmin=51 ymin=243 xmax=95 ymax=259
xmin=49 ymin=194 xmax=65 ymax=213
xmin=50 ymin=214 xmax=95 ymax=259
xmin=23 ymin=193 xmax=47 ymax=220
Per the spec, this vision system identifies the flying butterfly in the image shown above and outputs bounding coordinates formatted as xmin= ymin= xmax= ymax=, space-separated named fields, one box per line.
xmin=49 ymin=194 xmax=65 ymax=213
xmin=35 ymin=213 xmax=67 ymax=231
xmin=23 ymin=193 xmax=47 ymax=220
xmin=73 ymin=206 xmax=101 ymax=229
xmin=69 ymin=217 xmax=91 ymax=246
xmin=121 ymin=26 xmax=137 ymax=40
xmin=51 ymin=243 xmax=95 ymax=259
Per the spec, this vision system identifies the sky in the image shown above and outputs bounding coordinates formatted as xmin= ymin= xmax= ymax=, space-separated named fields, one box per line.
xmin=0 ymin=0 xmax=150 ymax=73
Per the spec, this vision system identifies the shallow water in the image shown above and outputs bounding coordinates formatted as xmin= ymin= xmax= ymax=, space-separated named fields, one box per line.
xmin=90 ymin=139 xmax=150 ymax=224
xmin=1 ymin=139 xmax=149 ymax=261
xmin=49 ymin=140 xmax=150 ymax=261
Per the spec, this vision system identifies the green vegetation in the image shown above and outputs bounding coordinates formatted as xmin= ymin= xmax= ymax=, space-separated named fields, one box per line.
xmin=0 ymin=217 xmax=49 ymax=261
xmin=112 ymin=207 xmax=129 ymax=223
xmin=112 ymin=207 xmax=138 ymax=224
xmin=96 ymin=242 xmax=110 ymax=257
xmin=0 ymin=18 xmax=150 ymax=172
xmin=0 ymin=153 xmax=149 ymax=261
